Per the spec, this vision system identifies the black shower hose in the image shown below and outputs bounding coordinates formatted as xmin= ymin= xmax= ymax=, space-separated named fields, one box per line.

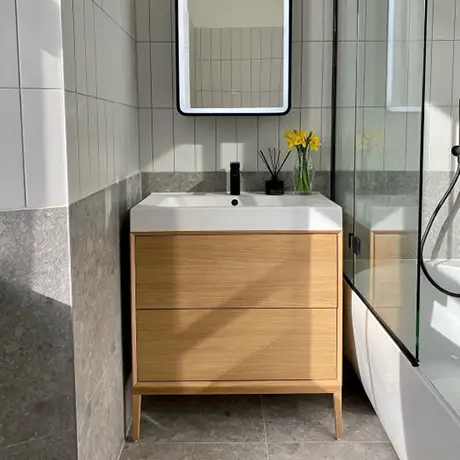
xmin=419 ymin=145 xmax=460 ymax=298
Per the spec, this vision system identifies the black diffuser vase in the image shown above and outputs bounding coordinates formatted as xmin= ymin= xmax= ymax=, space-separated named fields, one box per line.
xmin=258 ymin=148 xmax=291 ymax=196
xmin=265 ymin=178 xmax=285 ymax=195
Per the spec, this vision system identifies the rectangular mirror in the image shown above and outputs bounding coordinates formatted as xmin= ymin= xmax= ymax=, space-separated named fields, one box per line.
xmin=176 ymin=0 xmax=291 ymax=115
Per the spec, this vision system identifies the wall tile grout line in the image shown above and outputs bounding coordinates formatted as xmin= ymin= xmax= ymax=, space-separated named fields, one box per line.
xmin=92 ymin=0 xmax=135 ymax=42
xmin=70 ymin=0 xmax=82 ymax=200
xmin=93 ymin=0 xmax=101 ymax=192
xmin=66 ymin=90 xmax=138 ymax=109
xmin=148 ymin=0 xmax=154 ymax=172
xmin=12 ymin=0 xmax=27 ymax=208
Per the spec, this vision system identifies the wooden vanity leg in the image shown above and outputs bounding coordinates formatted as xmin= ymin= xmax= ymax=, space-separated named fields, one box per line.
xmin=333 ymin=391 xmax=343 ymax=440
xmin=132 ymin=394 xmax=142 ymax=442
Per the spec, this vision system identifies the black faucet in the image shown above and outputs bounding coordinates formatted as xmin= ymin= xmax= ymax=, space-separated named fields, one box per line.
xmin=230 ymin=162 xmax=240 ymax=195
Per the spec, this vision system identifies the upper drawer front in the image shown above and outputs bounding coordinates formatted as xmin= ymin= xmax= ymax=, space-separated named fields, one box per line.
xmin=134 ymin=233 xmax=338 ymax=309
xmin=137 ymin=308 xmax=337 ymax=382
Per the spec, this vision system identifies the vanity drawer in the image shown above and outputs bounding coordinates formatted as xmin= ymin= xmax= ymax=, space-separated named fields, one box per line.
xmin=136 ymin=308 xmax=337 ymax=382
xmin=134 ymin=233 xmax=338 ymax=310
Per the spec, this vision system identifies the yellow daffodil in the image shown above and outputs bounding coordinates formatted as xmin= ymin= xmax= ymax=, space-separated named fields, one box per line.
xmin=285 ymin=128 xmax=321 ymax=152
xmin=309 ymin=133 xmax=320 ymax=151
xmin=296 ymin=129 xmax=307 ymax=138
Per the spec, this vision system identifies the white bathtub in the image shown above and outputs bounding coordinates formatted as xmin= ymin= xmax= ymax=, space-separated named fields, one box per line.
xmin=419 ymin=259 xmax=460 ymax=417
xmin=344 ymin=279 xmax=460 ymax=460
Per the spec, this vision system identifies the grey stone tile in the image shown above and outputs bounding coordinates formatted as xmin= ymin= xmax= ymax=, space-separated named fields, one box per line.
xmin=142 ymin=172 xmax=227 ymax=193
xmin=0 ymin=208 xmax=76 ymax=449
xmin=263 ymin=387 xmax=389 ymax=442
xmin=141 ymin=172 xmax=152 ymax=199
xmin=70 ymin=184 xmax=122 ymax=418
xmin=70 ymin=174 xmax=143 ymax=458
xmin=0 ymin=430 xmax=77 ymax=460
xmin=138 ymin=395 xmax=265 ymax=442
xmin=268 ymin=442 xmax=398 ymax=460
xmin=77 ymin=352 xmax=125 ymax=460
xmin=126 ymin=173 xmax=143 ymax=209
xmin=0 ymin=207 xmax=71 ymax=305
xmin=422 ymin=171 xmax=460 ymax=259
xmin=121 ymin=442 xmax=267 ymax=460
xmin=141 ymin=171 xmax=330 ymax=196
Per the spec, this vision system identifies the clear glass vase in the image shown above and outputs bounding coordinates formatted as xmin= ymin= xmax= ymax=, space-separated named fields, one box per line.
xmin=294 ymin=147 xmax=315 ymax=194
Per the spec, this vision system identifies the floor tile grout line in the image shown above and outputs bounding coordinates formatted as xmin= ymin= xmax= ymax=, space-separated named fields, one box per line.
xmin=125 ymin=441 xmax=269 ymax=445
xmin=260 ymin=395 xmax=270 ymax=460
xmin=127 ymin=440 xmax=394 ymax=446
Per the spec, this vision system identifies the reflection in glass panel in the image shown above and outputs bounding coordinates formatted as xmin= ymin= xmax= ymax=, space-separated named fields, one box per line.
xmin=335 ymin=0 xmax=359 ymax=283
xmin=336 ymin=0 xmax=425 ymax=356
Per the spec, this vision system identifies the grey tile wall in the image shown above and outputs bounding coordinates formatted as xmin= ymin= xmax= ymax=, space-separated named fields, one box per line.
xmin=422 ymin=171 xmax=460 ymax=259
xmin=141 ymin=171 xmax=331 ymax=197
xmin=0 ymin=207 xmax=76 ymax=458
xmin=70 ymin=173 xmax=142 ymax=460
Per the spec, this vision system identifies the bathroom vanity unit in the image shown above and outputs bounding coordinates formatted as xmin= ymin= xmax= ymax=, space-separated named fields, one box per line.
xmin=129 ymin=193 xmax=343 ymax=441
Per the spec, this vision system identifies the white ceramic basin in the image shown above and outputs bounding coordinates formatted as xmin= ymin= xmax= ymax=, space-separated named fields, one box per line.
xmin=130 ymin=192 xmax=342 ymax=232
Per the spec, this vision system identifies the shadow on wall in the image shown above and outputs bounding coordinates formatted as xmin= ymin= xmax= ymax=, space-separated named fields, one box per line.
xmin=0 ymin=209 xmax=77 ymax=459
xmin=0 ymin=0 xmax=75 ymax=457
xmin=18 ymin=0 xmax=66 ymax=209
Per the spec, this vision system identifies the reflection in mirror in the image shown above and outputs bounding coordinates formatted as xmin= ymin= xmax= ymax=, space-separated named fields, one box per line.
xmin=177 ymin=0 xmax=291 ymax=115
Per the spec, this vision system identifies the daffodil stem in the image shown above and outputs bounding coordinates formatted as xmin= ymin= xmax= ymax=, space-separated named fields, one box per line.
xmin=295 ymin=147 xmax=313 ymax=193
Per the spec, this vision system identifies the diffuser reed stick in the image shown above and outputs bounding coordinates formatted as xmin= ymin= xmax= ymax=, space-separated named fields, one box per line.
xmin=258 ymin=148 xmax=291 ymax=179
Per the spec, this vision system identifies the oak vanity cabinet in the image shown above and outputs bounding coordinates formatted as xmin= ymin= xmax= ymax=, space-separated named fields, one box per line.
xmin=130 ymin=231 xmax=343 ymax=441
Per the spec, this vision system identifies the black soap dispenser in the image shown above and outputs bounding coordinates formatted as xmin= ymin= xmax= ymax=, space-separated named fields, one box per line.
xmin=230 ymin=162 xmax=241 ymax=195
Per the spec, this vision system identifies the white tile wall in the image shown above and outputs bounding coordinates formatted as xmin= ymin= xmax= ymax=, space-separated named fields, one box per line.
xmin=65 ymin=91 xmax=80 ymax=204
xmin=0 ymin=0 xmax=70 ymax=209
xmin=337 ymin=0 xmax=426 ymax=172
xmin=62 ymin=0 xmax=139 ymax=203
xmin=17 ymin=0 xmax=64 ymax=89
xmin=0 ymin=0 xmax=139 ymax=209
xmin=0 ymin=0 xmax=19 ymax=88
xmin=425 ymin=0 xmax=460 ymax=172
xmin=136 ymin=0 xmax=334 ymax=173
xmin=22 ymin=89 xmax=68 ymax=208
xmin=152 ymin=108 xmax=174 ymax=171
xmin=0 ymin=90 xmax=25 ymax=209
xmin=336 ymin=0 xmax=460 ymax=178
xmin=195 ymin=117 xmax=217 ymax=171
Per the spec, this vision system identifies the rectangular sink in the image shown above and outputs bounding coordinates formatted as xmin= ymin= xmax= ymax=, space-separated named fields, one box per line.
xmin=130 ymin=192 xmax=342 ymax=232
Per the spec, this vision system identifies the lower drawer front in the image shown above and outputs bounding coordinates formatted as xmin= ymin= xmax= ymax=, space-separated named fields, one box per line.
xmin=137 ymin=309 xmax=337 ymax=382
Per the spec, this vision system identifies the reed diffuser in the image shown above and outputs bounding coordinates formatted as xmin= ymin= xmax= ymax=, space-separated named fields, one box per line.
xmin=258 ymin=148 xmax=291 ymax=195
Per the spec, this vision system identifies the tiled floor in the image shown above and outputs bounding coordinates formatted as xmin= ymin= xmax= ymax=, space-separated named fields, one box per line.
xmin=121 ymin=373 xmax=398 ymax=460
